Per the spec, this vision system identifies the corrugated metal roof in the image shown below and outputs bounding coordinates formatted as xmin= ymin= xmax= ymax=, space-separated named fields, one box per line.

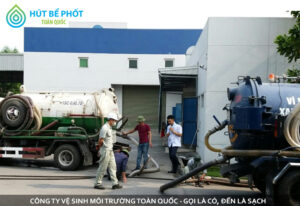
xmin=24 ymin=28 xmax=202 ymax=54
xmin=0 ymin=54 xmax=23 ymax=71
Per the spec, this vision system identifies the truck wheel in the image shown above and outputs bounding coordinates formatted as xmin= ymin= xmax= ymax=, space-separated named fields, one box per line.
xmin=276 ymin=170 xmax=300 ymax=206
xmin=54 ymin=144 xmax=82 ymax=171
xmin=1 ymin=98 xmax=27 ymax=128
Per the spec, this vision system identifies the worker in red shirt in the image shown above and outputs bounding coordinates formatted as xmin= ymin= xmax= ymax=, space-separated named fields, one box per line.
xmin=122 ymin=115 xmax=152 ymax=170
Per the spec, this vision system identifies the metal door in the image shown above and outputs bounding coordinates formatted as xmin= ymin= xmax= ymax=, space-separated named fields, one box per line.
xmin=183 ymin=97 xmax=198 ymax=146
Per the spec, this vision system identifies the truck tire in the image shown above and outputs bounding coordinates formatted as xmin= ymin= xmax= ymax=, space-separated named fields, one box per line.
xmin=1 ymin=98 xmax=27 ymax=128
xmin=276 ymin=170 xmax=300 ymax=206
xmin=54 ymin=144 xmax=82 ymax=171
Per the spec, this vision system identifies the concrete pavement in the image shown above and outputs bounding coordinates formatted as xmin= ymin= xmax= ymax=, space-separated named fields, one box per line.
xmin=0 ymin=130 xmax=261 ymax=196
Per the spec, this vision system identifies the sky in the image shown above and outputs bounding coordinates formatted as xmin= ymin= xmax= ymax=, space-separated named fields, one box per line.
xmin=0 ymin=0 xmax=299 ymax=52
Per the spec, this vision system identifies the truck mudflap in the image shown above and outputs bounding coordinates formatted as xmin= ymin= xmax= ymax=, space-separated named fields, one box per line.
xmin=0 ymin=147 xmax=45 ymax=159
xmin=272 ymin=162 xmax=300 ymax=184
xmin=77 ymin=142 xmax=93 ymax=166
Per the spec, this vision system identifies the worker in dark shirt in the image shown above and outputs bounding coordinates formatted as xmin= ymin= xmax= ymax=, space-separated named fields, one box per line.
xmin=115 ymin=149 xmax=129 ymax=183
xmin=122 ymin=115 xmax=152 ymax=170
xmin=108 ymin=149 xmax=129 ymax=183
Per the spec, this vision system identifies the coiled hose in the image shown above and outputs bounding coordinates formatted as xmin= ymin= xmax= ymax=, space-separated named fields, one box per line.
xmin=284 ymin=103 xmax=300 ymax=150
xmin=0 ymin=95 xmax=42 ymax=136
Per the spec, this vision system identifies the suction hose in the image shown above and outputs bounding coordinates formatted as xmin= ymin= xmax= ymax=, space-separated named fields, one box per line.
xmin=160 ymin=155 xmax=228 ymax=193
xmin=116 ymin=133 xmax=160 ymax=176
xmin=160 ymin=110 xmax=300 ymax=193
xmin=284 ymin=103 xmax=300 ymax=150
xmin=31 ymin=105 xmax=42 ymax=132
xmin=205 ymin=120 xmax=228 ymax=153
xmin=159 ymin=120 xmax=229 ymax=192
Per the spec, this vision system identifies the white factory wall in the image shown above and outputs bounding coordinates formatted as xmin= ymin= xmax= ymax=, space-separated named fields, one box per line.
xmin=187 ymin=17 xmax=299 ymax=162
xmin=187 ymin=22 xmax=208 ymax=156
xmin=24 ymin=53 xmax=186 ymax=91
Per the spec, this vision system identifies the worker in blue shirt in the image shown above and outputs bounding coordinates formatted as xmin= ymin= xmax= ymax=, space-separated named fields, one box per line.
xmin=108 ymin=148 xmax=129 ymax=183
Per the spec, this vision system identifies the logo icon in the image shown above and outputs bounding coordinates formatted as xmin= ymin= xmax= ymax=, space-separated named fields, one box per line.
xmin=6 ymin=4 xmax=26 ymax=28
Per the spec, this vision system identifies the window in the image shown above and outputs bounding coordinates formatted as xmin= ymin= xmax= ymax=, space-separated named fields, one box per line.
xmin=79 ymin=57 xmax=88 ymax=68
xmin=165 ymin=59 xmax=174 ymax=68
xmin=129 ymin=58 xmax=138 ymax=69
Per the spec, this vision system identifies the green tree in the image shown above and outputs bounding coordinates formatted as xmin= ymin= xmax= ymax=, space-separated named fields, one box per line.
xmin=275 ymin=11 xmax=300 ymax=63
xmin=0 ymin=46 xmax=19 ymax=53
xmin=275 ymin=11 xmax=300 ymax=82
xmin=0 ymin=46 xmax=21 ymax=97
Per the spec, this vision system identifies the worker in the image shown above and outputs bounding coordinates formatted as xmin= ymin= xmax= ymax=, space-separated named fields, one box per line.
xmin=116 ymin=149 xmax=129 ymax=182
xmin=122 ymin=115 xmax=152 ymax=171
xmin=94 ymin=113 xmax=122 ymax=190
xmin=166 ymin=115 xmax=182 ymax=174
xmin=108 ymin=148 xmax=129 ymax=183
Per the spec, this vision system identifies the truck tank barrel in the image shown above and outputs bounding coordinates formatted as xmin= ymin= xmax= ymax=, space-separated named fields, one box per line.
xmin=227 ymin=76 xmax=300 ymax=150
xmin=0 ymin=88 xmax=121 ymax=135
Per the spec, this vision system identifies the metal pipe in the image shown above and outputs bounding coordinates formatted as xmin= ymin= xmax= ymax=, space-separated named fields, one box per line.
xmin=160 ymin=155 xmax=228 ymax=193
xmin=31 ymin=120 xmax=59 ymax=136
xmin=68 ymin=114 xmax=95 ymax=117
xmin=221 ymin=149 xmax=300 ymax=157
xmin=116 ymin=117 xmax=128 ymax=131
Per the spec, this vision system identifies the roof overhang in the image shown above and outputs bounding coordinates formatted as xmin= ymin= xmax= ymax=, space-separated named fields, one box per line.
xmin=159 ymin=66 xmax=198 ymax=92
xmin=0 ymin=54 xmax=24 ymax=71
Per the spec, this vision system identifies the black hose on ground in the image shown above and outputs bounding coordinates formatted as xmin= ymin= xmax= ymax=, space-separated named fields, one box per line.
xmin=159 ymin=155 xmax=228 ymax=193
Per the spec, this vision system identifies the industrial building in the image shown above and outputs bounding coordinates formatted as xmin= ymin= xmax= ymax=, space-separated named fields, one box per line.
xmin=23 ymin=27 xmax=201 ymax=129
xmin=161 ymin=17 xmax=299 ymax=162
xmin=0 ymin=53 xmax=23 ymax=83
xmin=1 ymin=17 xmax=298 ymax=162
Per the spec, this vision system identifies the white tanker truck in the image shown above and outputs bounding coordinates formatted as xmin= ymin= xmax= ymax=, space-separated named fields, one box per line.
xmin=0 ymin=87 xmax=127 ymax=170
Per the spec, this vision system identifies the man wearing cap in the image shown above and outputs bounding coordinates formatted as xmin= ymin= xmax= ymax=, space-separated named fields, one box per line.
xmin=122 ymin=115 xmax=152 ymax=170
xmin=94 ymin=113 xmax=122 ymax=190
